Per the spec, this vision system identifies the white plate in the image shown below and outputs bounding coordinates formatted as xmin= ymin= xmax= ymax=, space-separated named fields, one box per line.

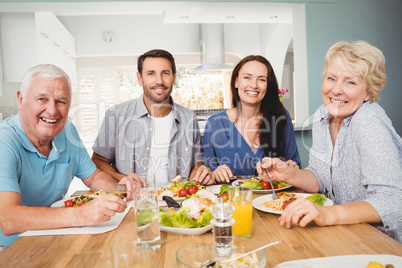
xmin=232 ymin=179 xmax=293 ymax=193
xmin=51 ymin=199 xmax=67 ymax=208
xmin=273 ymin=254 xmax=402 ymax=268
xmin=51 ymin=196 xmax=127 ymax=208
xmin=206 ymin=185 xmax=224 ymax=195
xmin=160 ymin=224 xmax=213 ymax=236
xmin=252 ymin=193 xmax=334 ymax=215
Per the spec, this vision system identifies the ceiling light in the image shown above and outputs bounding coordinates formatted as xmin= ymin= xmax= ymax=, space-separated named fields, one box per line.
xmin=226 ymin=16 xmax=235 ymax=19
xmin=181 ymin=16 xmax=189 ymax=20
xmin=104 ymin=32 xmax=115 ymax=42
xmin=269 ymin=16 xmax=278 ymax=19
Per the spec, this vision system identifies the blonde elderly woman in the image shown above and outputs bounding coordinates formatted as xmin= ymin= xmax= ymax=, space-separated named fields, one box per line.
xmin=257 ymin=41 xmax=402 ymax=243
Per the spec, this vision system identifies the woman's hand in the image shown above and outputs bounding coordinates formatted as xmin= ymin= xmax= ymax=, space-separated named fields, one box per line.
xmin=279 ymin=197 xmax=331 ymax=228
xmin=193 ymin=165 xmax=215 ymax=185
xmin=213 ymin=164 xmax=233 ymax=183
xmin=256 ymin=157 xmax=290 ymax=182
xmin=285 ymin=159 xmax=300 ymax=169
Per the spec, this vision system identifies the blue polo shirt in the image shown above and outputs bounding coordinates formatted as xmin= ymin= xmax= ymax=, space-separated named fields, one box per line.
xmin=0 ymin=114 xmax=96 ymax=246
xmin=203 ymin=110 xmax=301 ymax=176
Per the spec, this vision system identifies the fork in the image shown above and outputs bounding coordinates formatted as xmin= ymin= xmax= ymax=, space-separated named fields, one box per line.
xmin=116 ymin=184 xmax=127 ymax=193
xmin=259 ymin=158 xmax=278 ymax=200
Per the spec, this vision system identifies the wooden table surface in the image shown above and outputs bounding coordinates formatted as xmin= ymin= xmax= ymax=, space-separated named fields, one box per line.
xmin=1 ymin=190 xmax=401 ymax=267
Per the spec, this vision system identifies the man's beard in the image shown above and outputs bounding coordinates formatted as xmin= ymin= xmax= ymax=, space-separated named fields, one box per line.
xmin=143 ymin=85 xmax=172 ymax=104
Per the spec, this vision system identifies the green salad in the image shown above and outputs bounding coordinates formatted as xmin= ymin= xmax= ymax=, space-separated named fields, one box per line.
xmin=160 ymin=208 xmax=213 ymax=228
xmin=241 ymin=177 xmax=288 ymax=190
xmin=306 ymin=194 xmax=327 ymax=205
xmin=137 ymin=208 xmax=214 ymax=229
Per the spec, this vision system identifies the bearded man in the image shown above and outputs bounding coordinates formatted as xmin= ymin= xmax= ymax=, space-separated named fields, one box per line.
xmin=92 ymin=49 xmax=214 ymax=185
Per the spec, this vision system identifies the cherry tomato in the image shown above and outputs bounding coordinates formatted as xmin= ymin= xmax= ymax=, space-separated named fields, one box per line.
xmin=64 ymin=199 xmax=73 ymax=207
xmin=188 ymin=186 xmax=198 ymax=195
xmin=282 ymin=202 xmax=291 ymax=210
xmin=178 ymin=188 xmax=188 ymax=197
xmin=282 ymin=197 xmax=297 ymax=210
xmin=260 ymin=181 xmax=271 ymax=190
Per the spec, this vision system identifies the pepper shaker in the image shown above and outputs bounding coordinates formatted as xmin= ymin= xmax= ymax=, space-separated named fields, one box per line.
xmin=210 ymin=197 xmax=235 ymax=255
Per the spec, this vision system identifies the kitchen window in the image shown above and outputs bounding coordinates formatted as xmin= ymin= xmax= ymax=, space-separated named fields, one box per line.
xmin=72 ymin=67 xmax=234 ymax=149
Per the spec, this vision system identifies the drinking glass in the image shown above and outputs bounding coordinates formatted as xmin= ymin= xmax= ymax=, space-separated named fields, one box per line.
xmin=111 ymin=241 xmax=152 ymax=268
xmin=228 ymin=186 xmax=253 ymax=238
xmin=134 ymin=174 xmax=161 ymax=249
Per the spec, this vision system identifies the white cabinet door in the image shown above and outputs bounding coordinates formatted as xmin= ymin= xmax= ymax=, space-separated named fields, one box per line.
xmin=0 ymin=12 xmax=76 ymax=85
xmin=0 ymin=13 xmax=37 ymax=83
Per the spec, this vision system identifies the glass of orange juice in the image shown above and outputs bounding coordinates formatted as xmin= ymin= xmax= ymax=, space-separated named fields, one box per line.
xmin=229 ymin=186 xmax=253 ymax=238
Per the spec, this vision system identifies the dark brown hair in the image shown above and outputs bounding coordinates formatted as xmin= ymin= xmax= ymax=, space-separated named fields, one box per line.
xmin=137 ymin=49 xmax=176 ymax=75
xmin=231 ymin=55 xmax=286 ymax=158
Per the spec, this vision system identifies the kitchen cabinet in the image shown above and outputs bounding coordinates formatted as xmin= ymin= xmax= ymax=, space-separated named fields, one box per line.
xmin=0 ymin=12 xmax=76 ymax=89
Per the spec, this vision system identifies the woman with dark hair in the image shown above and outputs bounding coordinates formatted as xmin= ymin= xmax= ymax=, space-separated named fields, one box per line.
xmin=202 ymin=55 xmax=300 ymax=183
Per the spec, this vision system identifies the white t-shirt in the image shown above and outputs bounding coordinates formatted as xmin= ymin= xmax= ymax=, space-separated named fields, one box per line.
xmin=147 ymin=112 xmax=174 ymax=184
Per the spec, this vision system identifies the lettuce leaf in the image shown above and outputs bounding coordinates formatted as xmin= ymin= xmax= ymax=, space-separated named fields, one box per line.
xmin=137 ymin=209 xmax=159 ymax=227
xmin=272 ymin=181 xmax=288 ymax=188
xmin=172 ymin=208 xmax=201 ymax=228
xmin=242 ymin=181 xmax=262 ymax=190
xmin=200 ymin=210 xmax=214 ymax=227
xmin=159 ymin=211 xmax=174 ymax=227
xmin=306 ymin=194 xmax=327 ymax=206
xmin=218 ymin=184 xmax=229 ymax=196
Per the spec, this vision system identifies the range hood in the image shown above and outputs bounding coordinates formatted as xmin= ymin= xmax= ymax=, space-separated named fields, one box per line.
xmin=192 ymin=24 xmax=233 ymax=71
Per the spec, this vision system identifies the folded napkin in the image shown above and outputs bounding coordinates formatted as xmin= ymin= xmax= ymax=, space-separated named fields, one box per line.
xmin=20 ymin=200 xmax=134 ymax=237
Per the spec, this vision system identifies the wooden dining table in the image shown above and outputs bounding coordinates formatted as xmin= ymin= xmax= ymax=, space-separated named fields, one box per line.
xmin=1 ymin=188 xmax=401 ymax=267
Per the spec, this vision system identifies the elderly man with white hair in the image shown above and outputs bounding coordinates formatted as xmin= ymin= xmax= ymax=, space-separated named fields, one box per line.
xmin=0 ymin=64 xmax=137 ymax=249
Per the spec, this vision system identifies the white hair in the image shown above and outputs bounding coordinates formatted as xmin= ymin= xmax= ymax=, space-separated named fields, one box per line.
xmin=20 ymin=64 xmax=71 ymax=102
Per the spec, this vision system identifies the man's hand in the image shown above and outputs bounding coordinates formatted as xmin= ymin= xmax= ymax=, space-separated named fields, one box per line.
xmin=118 ymin=173 xmax=147 ymax=199
xmin=192 ymin=165 xmax=215 ymax=185
xmin=75 ymin=194 xmax=127 ymax=226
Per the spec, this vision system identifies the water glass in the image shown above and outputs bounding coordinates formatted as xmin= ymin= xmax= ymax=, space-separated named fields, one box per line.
xmin=134 ymin=174 xmax=161 ymax=249
xmin=229 ymin=186 xmax=253 ymax=238
xmin=111 ymin=241 xmax=152 ymax=268
xmin=135 ymin=174 xmax=158 ymax=193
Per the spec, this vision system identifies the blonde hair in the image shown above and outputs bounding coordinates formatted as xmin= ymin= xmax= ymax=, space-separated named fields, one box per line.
xmin=323 ymin=41 xmax=387 ymax=102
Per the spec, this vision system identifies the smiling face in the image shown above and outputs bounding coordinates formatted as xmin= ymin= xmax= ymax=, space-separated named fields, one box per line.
xmin=322 ymin=63 xmax=369 ymax=122
xmin=18 ymin=75 xmax=71 ymax=147
xmin=137 ymin=57 xmax=176 ymax=105
xmin=235 ymin=60 xmax=268 ymax=106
